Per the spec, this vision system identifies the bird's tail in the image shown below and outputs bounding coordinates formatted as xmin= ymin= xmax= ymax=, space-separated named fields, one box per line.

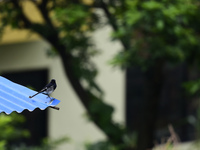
xmin=29 ymin=88 xmax=47 ymax=98
xmin=29 ymin=92 xmax=40 ymax=98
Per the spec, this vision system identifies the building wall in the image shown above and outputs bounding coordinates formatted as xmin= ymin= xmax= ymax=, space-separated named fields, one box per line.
xmin=0 ymin=25 xmax=124 ymax=150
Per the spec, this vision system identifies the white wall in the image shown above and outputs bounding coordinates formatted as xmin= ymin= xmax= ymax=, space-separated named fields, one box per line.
xmin=0 ymin=25 xmax=124 ymax=150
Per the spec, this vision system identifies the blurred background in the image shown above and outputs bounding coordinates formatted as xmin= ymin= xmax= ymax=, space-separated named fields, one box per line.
xmin=1 ymin=0 xmax=200 ymax=150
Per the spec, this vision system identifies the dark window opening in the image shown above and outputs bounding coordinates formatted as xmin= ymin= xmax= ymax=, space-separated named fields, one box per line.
xmin=2 ymin=69 xmax=48 ymax=146
xmin=126 ymin=64 xmax=195 ymax=143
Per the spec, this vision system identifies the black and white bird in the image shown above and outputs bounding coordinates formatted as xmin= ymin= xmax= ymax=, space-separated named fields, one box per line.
xmin=29 ymin=79 xmax=57 ymax=101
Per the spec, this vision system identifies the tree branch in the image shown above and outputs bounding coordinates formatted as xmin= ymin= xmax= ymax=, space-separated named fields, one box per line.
xmin=98 ymin=0 xmax=130 ymax=50
xmin=11 ymin=0 xmax=32 ymax=28
xmin=10 ymin=0 xmax=125 ymax=145
xmin=47 ymin=33 xmax=124 ymax=144
xmin=38 ymin=0 xmax=53 ymax=27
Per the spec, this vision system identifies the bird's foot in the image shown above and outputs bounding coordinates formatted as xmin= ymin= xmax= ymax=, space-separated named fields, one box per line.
xmin=49 ymin=98 xmax=55 ymax=104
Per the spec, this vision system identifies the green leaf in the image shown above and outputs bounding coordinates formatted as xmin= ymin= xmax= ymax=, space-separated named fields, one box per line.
xmin=109 ymin=51 xmax=129 ymax=68
xmin=183 ymin=80 xmax=200 ymax=95
xmin=125 ymin=11 xmax=143 ymax=26
xmin=0 ymin=113 xmax=30 ymax=143
xmin=142 ymin=1 xmax=163 ymax=10
xmin=111 ymin=28 xmax=127 ymax=39
xmin=163 ymin=5 xmax=181 ymax=20
xmin=0 ymin=140 xmax=6 ymax=150
xmin=156 ymin=20 xmax=164 ymax=30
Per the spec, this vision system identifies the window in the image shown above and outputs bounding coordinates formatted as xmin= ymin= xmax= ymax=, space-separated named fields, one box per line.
xmin=2 ymin=69 xmax=48 ymax=146
xmin=126 ymin=65 xmax=194 ymax=143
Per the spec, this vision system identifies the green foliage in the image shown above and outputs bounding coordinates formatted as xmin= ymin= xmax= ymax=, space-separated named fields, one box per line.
xmin=2 ymin=0 xmax=200 ymax=149
xmin=0 ymin=2 xmax=25 ymax=30
xmin=0 ymin=141 xmax=6 ymax=150
xmin=183 ymin=79 xmax=200 ymax=95
xmin=85 ymin=141 xmax=119 ymax=150
xmin=183 ymin=79 xmax=200 ymax=140
xmin=89 ymin=99 xmax=114 ymax=123
xmin=85 ymin=133 xmax=137 ymax=150
xmin=110 ymin=0 xmax=200 ymax=69
xmin=0 ymin=113 xmax=30 ymax=149
xmin=0 ymin=112 xmax=68 ymax=150
xmin=13 ymin=136 xmax=69 ymax=150
xmin=53 ymin=3 xmax=103 ymax=96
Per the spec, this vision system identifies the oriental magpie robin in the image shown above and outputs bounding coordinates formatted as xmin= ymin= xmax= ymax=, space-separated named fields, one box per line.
xmin=29 ymin=79 xmax=57 ymax=102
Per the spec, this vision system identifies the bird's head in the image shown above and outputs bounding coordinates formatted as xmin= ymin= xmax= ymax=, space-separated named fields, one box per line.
xmin=51 ymin=79 xmax=56 ymax=84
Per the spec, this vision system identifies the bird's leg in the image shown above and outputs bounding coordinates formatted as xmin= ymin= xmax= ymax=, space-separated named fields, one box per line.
xmin=49 ymin=98 xmax=55 ymax=104
xmin=46 ymin=94 xmax=55 ymax=104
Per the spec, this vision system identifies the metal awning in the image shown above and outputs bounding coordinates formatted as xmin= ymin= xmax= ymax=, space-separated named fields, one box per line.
xmin=0 ymin=76 xmax=60 ymax=114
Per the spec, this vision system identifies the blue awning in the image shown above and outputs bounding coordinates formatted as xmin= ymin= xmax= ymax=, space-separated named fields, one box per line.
xmin=0 ymin=76 xmax=60 ymax=114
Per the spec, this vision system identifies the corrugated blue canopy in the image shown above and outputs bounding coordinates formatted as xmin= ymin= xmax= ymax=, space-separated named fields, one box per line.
xmin=0 ymin=76 xmax=60 ymax=114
